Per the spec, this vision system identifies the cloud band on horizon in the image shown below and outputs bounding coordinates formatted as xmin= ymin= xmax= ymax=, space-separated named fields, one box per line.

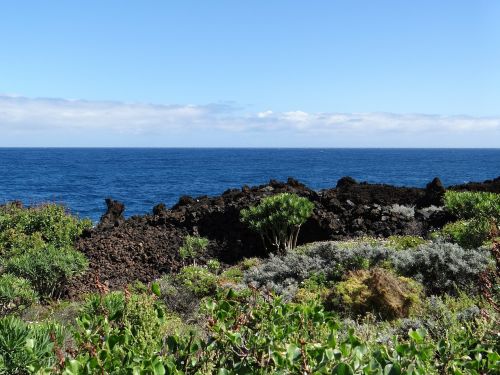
xmin=0 ymin=95 xmax=499 ymax=147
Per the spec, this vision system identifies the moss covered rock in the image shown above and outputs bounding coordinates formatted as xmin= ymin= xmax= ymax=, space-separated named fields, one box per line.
xmin=332 ymin=268 xmax=422 ymax=320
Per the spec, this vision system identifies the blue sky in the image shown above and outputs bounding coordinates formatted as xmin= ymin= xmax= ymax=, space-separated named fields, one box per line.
xmin=1 ymin=1 xmax=499 ymax=147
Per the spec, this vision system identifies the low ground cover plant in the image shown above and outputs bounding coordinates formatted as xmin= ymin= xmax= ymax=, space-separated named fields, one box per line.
xmin=241 ymin=193 xmax=314 ymax=254
xmin=245 ymin=240 xmax=492 ymax=299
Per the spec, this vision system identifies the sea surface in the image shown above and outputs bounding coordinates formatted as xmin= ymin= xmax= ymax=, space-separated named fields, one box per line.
xmin=0 ymin=148 xmax=498 ymax=222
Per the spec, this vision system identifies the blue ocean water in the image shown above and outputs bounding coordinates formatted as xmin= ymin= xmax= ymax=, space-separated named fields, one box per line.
xmin=0 ymin=148 xmax=498 ymax=221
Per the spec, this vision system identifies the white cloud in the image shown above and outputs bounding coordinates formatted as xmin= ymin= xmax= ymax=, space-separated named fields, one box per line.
xmin=0 ymin=95 xmax=499 ymax=146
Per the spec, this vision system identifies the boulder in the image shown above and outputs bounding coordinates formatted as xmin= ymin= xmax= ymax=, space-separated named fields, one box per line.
xmin=97 ymin=198 xmax=125 ymax=230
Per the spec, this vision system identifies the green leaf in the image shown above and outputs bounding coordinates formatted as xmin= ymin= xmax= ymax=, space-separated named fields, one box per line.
xmin=151 ymin=282 xmax=161 ymax=297
xmin=286 ymin=343 xmax=301 ymax=363
xmin=332 ymin=363 xmax=354 ymax=375
xmin=153 ymin=360 xmax=165 ymax=375
xmin=384 ymin=363 xmax=402 ymax=375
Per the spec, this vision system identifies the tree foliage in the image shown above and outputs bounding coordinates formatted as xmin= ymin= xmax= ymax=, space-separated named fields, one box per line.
xmin=241 ymin=193 xmax=314 ymax=254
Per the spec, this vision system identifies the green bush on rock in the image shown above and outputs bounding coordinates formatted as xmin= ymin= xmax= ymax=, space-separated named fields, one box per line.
xmin=241 ymin=193 xmax=314 ymax=254
xmin=332 ymin=268 xmax=422 ymax=320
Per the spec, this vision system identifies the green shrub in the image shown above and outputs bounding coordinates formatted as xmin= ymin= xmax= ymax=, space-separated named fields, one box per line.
xmin=4 ymin=245 xmax=88 ymax=299
xmin=158 ymin=276 xmax=201 ymax=318
xmin=333 ymin=268 xmax=423 ymax=320
xmin=387 ymin=235 xmax=427 ymax=250
xmin=241 ymin=193 xmax=314 ymax=254
xmin=178 ymin=235 xmax=209 ymax=264
xmin=175 ymin=265 xmax=218 ymax=297
xmin=443 ymin=191 xmax=499 ymax=248
xmin=80 ymin=291 xmax=167 ymax=351
xmin=444 ymin=191 xmax=500 ymax=221
xmin=0 ymin=315 xmax=64 ymax=374
xmin=0 ymin=203 xmax=91 ymax=299
xmin=239 ymin=257 xmax=261 ymax=270
xmin=195 ymin=293 xmax=494 ymax=374
xmin=0 ymin=274 xmax=37 ymax=316
xmin=219 ymin=267 xmax=244 ymax=284
xmin=441 ymin=219 xmax=492 ymax=249
xmin=0 ymin=203 xmax=92 ymax=253
xmin=70 ymin=291 xmax=169 ymax=373
xmin=206 ymin=259 xmax=221 ymax=274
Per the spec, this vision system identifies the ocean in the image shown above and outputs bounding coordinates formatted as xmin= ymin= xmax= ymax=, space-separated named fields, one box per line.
xmin=0 ymin=148 xmax=498 ymax=221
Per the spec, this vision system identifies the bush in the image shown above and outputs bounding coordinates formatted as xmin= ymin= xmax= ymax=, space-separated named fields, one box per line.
xmin=244 ymin=251 xmax=326 ymax=300
xmin=386 ymin=235 xmax=427 ymax=250
xmin=175 ymin=265 xmax=218 ymax=297
xmin=244 ymin=242 xmax=394 ymax=299
xmin=178 ymin=235 xmax=209 ymax=265
xmin=0 ymin=315 xmax=64 ymax=374
xmin=0 ymin=274 xmax=37 ymax=316
xmin=4 ymin=245 xmax=88 ymax=299
xmin=444 ymin=191 xmax=500 ymax=221
xmin=158 ymin=276 xmax=201 ymax=319
xmin=196 ymin=294 xmax=500 ymax=374
xmin=0 ymin=203 xmax=92 ymax=253
xmin=443 ymin=191 xmax=499 ymax=248
xmin=219 ymin=267 xmax=243 ymax=283
xmin=441 ymin=219 xmax=492 ymax=249
xmin=239 ymin=257 xmax=261 ymax=270
xmin=80 ymin=291 xmax=167 ymax=352
xmin=391 ymin=242 xmax=492 ymax=294
xmin=0 ymin=203 xmax=91 ymax=299
xmin=70 ymin=291 xmax=170 ymax=373
xmin=241 ymin=193 xmax=314 ymax=254
xmin=206 ymin=259 xmax=221 ymax=274
xmin=332 ymin=268 xmax=423 ymax=320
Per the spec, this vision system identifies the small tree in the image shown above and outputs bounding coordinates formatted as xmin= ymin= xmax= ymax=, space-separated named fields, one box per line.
xmin=240 ymin=193 xmax=314 ymax=254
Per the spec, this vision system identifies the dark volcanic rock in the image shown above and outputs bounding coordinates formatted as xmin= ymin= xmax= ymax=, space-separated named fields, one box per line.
xmin=336 ymin=176 xmax=358 ymax=189
xmin=152 ymin=203 xmax=167 ymax=216
xmin=68 ymin=219 xmax=188 ymax=296
xmin=68 ymin=176 xmax=499 ymax=295
xmin=331 ymin=181 xmax=425 ymax=206
xmin=97 ymin=199 xmax=125 ymax=230
xmin=449 ymin=176 xmax=500 ymax=193
xmin=417 ymin=177 xmax=445 ymax=208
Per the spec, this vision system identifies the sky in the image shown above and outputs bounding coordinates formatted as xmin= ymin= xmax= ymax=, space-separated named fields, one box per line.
xmin=1 ymin=0 xmax=499 ymax=147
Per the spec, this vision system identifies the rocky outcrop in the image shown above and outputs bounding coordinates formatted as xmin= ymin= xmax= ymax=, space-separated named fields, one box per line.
xmin=97 ymin=198 xmax=125 ymax=230
xmin=68 ymin=175 xmax=498 ymax=294
xmin=416 ymin=177 xmax=445 ymax=208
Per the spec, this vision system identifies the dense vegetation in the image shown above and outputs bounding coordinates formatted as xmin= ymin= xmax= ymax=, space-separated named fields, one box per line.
xmin=0 ymin=191 xmax=498 ymax=374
